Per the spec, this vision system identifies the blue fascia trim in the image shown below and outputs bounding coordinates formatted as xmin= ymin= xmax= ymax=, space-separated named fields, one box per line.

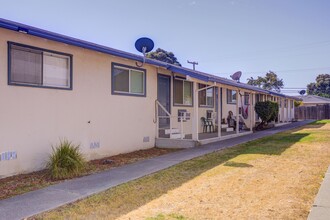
xmin=0 ymin=22 xmax=19 ymax=31
xmin=167 ymin=65 xmax=210 ymax=81
xmin=0 ymin=18 xmax=302 ymax=100
xmin=209 ymin=76 xmax=269 ymax=93
xmin=0 ymin=18 xmax=169 ymax=68
xmin=269 ymin=91 xmax=286 ymax=98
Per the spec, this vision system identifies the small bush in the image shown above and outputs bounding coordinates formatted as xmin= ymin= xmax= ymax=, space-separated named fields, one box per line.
xmin=255 ymin=101 xmax=279 ymax=130
xmin=294 ymin=100 xmax=302 ymax=107
xmin=269 ymin=101 xmax=279 ymax=122
xmin=47 ymin=139 xmax=86 ymax=180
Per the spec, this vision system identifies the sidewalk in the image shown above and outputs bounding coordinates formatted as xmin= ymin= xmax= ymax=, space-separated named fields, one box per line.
xmin=0 ymin=120 xmax=314 ymax=220
xmin=308 ymin=165 xmax=330 ymax=220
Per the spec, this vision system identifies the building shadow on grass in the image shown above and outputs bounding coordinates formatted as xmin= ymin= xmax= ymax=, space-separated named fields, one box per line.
xmin=241 ymin=133 xmax=309 ymax=156
xmin=224 ymin=161 xmax=253 ymax=168
xmin=34 ymin=126 xmax=312 ymax=219
xmin=86 ymin=129 xmax=312 ymax=219
xmin=303 ymin=120 xmax=329 ymax=129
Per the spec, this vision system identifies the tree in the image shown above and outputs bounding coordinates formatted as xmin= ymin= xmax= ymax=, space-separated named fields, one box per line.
xmin=147 ymin=48 xmax=181 ymax=66
xmin=247 ymin=71 xmax=284 ymax=92
xmin=307 ymin=74 xmax=330 ymax=98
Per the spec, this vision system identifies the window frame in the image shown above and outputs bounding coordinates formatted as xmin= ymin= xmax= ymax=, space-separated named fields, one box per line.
xmin=111 ymin=62 xmax=146 ymax=97
xmin=173 ymin=79 xmax=193 ymax=107
xmin=8 ymin=42 xmax=73 ymax=90
xmin=198 ymin=83 xmax=214 ymax=108
xmin=227 ymin=89 xmax=237 ymax=104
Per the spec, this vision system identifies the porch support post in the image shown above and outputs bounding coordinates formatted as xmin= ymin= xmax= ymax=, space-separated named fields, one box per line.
xmin=281 ymin=98 xmax=284 ymax=123
xmin=286 ymin=99 xmax=289 ymax=122
xmin=156 ymin=103 xmax=159 ymax=138
xmin=217 ymin=85 xmax=221 ymax=138
xmin=276 ymin=97 xmax=279 ymax=124
xmin=192 ymin=81 xmax=199 ymax=141
xmin=236 ymin=89 xmax=239 ymax=135
xmin=249 ymin=92 xmax=253 ymax=132
xmin=292 ymin=100 xmax=295 ymax=120
xmin=252 ymin=93 xmax=256 ymax=129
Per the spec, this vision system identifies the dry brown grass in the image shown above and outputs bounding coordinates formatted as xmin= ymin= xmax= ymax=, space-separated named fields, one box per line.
xmin=34 ymin=120 xmax=330 ymax=220
xmin=0 ymin=148 xmax=178 ymax=200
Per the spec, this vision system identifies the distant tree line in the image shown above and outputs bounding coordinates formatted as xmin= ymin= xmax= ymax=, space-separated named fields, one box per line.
xmin=307 ymin=74 xmax=330 ymax=98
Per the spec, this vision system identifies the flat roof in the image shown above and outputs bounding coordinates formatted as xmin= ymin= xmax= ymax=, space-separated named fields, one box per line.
xmin=0 ymin=18 xmax=299 ymax=100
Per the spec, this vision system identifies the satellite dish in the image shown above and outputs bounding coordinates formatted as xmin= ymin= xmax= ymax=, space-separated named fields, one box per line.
xmin=230 ymin=71 xmax=242 ymax=82
xmin=135 ymin=37 xmax=154 ymax=67
xmin=299 ymin=90 xmax=306 ymax=96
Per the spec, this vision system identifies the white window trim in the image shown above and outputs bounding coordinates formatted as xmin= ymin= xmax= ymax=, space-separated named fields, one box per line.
xmin=112 ymin=64 xmax=146 ymax=96
xmin=227 ymin=89 xmax=237 ymax=104
xmin=174 ymin=79 xmax=193 ymax=106
xmin=199 ymin=84 xmax=214 ymax=107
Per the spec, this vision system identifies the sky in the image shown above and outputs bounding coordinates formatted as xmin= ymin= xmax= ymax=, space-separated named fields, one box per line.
xmin=1 ymin=0 xmax=330 ymax=95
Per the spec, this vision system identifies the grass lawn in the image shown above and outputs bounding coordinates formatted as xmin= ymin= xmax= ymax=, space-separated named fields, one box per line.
xmin=33 ymin=120 xmax=330 ymax=220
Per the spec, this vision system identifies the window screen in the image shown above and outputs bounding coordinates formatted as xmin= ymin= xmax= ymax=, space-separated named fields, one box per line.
xmin=9 ymin=43 xmax=72 ymax=89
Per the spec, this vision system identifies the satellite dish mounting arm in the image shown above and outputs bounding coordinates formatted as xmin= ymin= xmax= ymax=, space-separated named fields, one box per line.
xmin=134 ymin=37 xmax=154 ymax=67
xmin=136 ymin=46 xmax=147 ymax=67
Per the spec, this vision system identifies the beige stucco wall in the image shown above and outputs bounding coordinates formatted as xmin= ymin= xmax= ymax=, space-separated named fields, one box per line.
xmin=0 ymin=27 xmax=295 ymax=178
xmin=278 ymin=98 xmax=294 ymax=122
xmin=0 ymin=29 xmax=160 ymax=178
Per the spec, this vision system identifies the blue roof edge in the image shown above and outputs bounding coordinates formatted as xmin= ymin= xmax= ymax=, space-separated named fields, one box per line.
xmin=0 ymin=18 xmax=299 ymax=100
xmin=0 ymin=18 xmax=168 ymax=68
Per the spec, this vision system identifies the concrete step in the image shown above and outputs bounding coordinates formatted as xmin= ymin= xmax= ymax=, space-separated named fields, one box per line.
xmin=221 ymin=124 xmax=228 ymax=128
xmin=165 ymin=128 xmax=180 ymax=134
xmin=171 ymin=133 xmax=185 ymax=139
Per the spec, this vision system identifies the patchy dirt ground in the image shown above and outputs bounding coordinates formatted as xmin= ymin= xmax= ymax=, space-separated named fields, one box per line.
xmin=0 ymin=147 xmax=179 ymax=200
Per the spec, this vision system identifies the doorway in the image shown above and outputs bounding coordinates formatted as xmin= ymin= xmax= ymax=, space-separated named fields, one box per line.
xmin=157 ymin=74 xmax=171 ymax=128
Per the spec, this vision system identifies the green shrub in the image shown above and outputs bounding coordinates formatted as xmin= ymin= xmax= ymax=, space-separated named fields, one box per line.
xmin=255 ymin=101 xmax=279 ymax=129
xmin=269 ymin=101 xmax=279 ymax=122
xmin=294 ymin=100 xmax=302 ymax=107
xmin=46 ymin=139 xmax=86 ymax=180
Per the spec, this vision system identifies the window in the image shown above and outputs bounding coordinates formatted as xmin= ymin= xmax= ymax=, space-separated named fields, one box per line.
xmin=244 ymin=92 xmax=250 ymax=105
xmin=284 ymin=99 xmax=288 ymax=108
xmin=227 ymin=89 xmax=237 ymax=104
xmin=255 ymin=94 xmax=260 ymax=102
xmin=199 ymin=84 xmax=214 ymax=107
xmin=8 ymin=42 xmax=72 ymax=89
xmin=174 ymin=79 xmax=193 ymax=106
xmin=112 ymin=63 xmax=146 ymax=96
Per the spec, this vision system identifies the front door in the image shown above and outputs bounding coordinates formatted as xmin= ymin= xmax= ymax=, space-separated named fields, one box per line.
xmin=157 ymin=74 xmax=171 ymax=128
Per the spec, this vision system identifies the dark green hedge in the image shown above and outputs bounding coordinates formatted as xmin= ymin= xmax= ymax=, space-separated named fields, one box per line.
xmin=255 ymin=101 xmax=279 ymax=124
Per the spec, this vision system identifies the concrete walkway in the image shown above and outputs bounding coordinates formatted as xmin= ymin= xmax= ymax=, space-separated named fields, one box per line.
xmin=308 ymin=166 xmax=330 ymax=220
xmin=0 ymin=120 xmax=314 ymax=220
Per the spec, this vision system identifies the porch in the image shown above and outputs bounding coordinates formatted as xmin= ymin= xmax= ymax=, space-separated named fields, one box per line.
xmin=154 ymin=73 xmax=294 ymax=149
